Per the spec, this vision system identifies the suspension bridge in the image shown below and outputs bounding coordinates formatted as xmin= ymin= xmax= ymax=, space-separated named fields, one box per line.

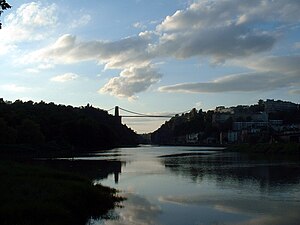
xmin=106 ymin=106 xmax=191 ymax=123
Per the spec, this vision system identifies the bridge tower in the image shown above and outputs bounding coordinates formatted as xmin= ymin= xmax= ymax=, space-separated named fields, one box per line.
xmin=114 ymin=106 xmax=122 ymax=124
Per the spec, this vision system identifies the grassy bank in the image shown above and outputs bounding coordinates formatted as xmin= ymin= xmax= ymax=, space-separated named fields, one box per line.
xmin=227 ymin=142 xmax=300 ymax=154
xmin=0 ymin=161 xmax=123 ymax=225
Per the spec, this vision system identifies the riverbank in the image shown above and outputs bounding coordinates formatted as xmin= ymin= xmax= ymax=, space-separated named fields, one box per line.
xmin=226 ymin=142 xmax=300 ymax=154
xmin=0 ymin=161 xmax=123 ymax=225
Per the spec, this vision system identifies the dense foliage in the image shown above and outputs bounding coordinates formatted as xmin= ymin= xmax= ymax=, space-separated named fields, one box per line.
xmin=0 ymin=99 xmax=138 ymax=152
xmin=152 ymin=100 xmax=300 ymax=145
xmin=151 ymin=108 xmax=218 ymax=145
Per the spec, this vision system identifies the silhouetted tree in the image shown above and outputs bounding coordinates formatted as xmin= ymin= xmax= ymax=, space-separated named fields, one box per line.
xmin=17 ymin=119 xmax=45 ymax=145
xmin=0 ymin=117 xmax=17 ymax=144
xmin=0 ymin=98 xmax=139 ymax=151
xmin=0 ymin=0 xmax=11 ymax=29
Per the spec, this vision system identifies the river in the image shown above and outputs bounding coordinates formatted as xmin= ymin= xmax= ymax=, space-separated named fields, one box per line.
xmin=82 ymin=145 xmax=300 ymax=225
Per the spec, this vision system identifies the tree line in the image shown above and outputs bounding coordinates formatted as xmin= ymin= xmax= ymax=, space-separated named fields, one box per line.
xmin=0 ymin=99 xmax=138 ymax=152
xmin=151 ymin=100 xmax=300 ymax=145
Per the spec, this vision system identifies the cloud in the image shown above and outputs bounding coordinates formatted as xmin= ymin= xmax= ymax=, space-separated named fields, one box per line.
xmin=101 ymin=193 xmax=161 ymax=225
xmin=159 ymin=72 xmax=287 ymax=93
xmin=100 ymin=65 xmax=162 ymax=99
xmin=159 ymin=194 xmax=300 ymax=225
xmin=295 ymin=42 xmax=300 ymax=49
xmin=70 ymin=14 xmax=91 ymax=28
xmin=25 ymin=68 xmax=40 ymax=74
xmin=1 ymin=84 xmax=30 ymax=92
xmin=155 ymin=0 xmax=284 ymax=62
xmin=157 ymin=0 xmax=300 ymax=32
xmin=289 ymin=89 xmax=300 ymax=94
xmin=24 ymin=34 xmax=153 ymax=69
xmin=0 ymin=43 xmax=16 ymax=56
xmin=16 ymin=0 xmax=300 ymax=99
xmin=0 ymin=2 xmax=58 ymax=44
xmin=50 ymin=73 xmax=79 ymax=83
xmin=156 ymin=25 xmax=275 ymax=62
xmin=159 ymin=55 xmax=300 ymax=93
xmin=133 ymin=22 xmax=146 ymax=30
xmin=244 ymin=55 xmax=300 ymax=73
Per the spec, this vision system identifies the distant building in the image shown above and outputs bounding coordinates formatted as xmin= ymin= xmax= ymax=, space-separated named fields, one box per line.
xmin=265 ymin=99 xmax=298 ymax=113
xmin=212 ymin=113 xmax=232 ymax=124
xmin=251 ymin=112 xmax=268 ymax=122
xmin=186 ymin=133 xmax=199 ymax=144
xmin=227 ymin=131 xmax=238 ymax=143
xmin=233 ymin=122 xmax=268 ymax=131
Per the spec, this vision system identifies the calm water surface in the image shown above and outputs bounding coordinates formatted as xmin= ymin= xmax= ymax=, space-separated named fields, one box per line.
xmin=85 ymin=146 xmax=300 ymax=225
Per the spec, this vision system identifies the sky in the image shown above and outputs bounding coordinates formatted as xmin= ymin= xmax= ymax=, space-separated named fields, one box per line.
xmin=0 ymin=0 xmax=300 ymax=133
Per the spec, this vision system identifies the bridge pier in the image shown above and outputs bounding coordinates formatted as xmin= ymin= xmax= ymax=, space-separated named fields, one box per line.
xmin=115 ymin=106 xmax=122 ymax=124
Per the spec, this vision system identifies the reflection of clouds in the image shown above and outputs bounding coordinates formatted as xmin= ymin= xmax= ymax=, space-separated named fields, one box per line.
xmin=159 ymin=195 xmax=300 ymax=225
xmin=234 ymin=213 xmax=300 ymax=225
xmin=103 ymin=193 xmax=162 ymax=225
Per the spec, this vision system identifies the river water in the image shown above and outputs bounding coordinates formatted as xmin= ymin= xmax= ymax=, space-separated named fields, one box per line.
xmin=85 ymin=145 xmax=300 ymax=225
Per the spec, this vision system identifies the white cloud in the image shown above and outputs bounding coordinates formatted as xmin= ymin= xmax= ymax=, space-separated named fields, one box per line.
xmin=70 ymin=14 xmax=91 ymax=28
xmin=14 ymin=2 xmax=57 ymax=27
xmin=100 ymin=65 xmax=162 ymax=99
xmin=15 ymin=0 xmax=300 ymax=99
xmin=157 ymin=0 xmax=300 ymax=32
xmin=1 ymin=84 xmax=30 ymax=92
xmin=159 ymin=72 xmax=284 ymax=93
xmin=156 ymin=25 xmax=275 ymax=62
xmin=159 ymin=55 xmax=300 ymax=93
xmin=133 ymin=22 xmax=146 ymax=30
xmin=50 ymin=73 xmax=79 ymax=82
xmin=155 ymin=0 xmax=284 ymax=62
xmin=0 ymin=2 xmax=58 ymax=44
xmin=38 ymin=63 xmax=54 ymax=70
xmin=23 ymin=34 xmax=153 ymax=69
xmin=25 ymin=68 xmax=40 ymax=74
xmin=0 ymin=43 xmax=16 ymax=56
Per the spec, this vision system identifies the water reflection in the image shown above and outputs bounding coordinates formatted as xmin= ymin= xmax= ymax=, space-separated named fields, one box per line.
xmin=102 ymin=193 xmax=161 ymax=225
xmin=161 ymin=152 xmax=300 ymax=190
xmin=159 ymin=151 xmax=300 ymax=225
xmin=32 ymin=159 xmax=123 ymax=182
xmin=91 ymin=147 xmax=300 ymax=225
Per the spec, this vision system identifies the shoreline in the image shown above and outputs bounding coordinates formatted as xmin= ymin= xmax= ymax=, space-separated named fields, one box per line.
xmin=0 ymin=160 xmax=123 ymax=225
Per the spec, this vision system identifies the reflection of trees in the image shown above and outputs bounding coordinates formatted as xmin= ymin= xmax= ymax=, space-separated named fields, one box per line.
xmin=32 ymin=160 xmax=122 ymax=182
xmin=161 ymin=153 xmax=300 ymax=190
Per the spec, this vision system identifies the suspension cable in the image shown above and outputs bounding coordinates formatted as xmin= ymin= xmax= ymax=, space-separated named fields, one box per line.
xmin=107 ymin=106 xmax=193 ymax=117
xmin=118 ymin=107 xmax=155 ymax=116
xmin=106 ymin=107 xmax=115 ymax=112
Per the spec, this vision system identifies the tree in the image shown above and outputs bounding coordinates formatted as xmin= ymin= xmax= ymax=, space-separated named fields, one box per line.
xmin=0 ymin=0 xmax=11 ymax=29
xmin=17 ymin=119 xmax=45 ymax=145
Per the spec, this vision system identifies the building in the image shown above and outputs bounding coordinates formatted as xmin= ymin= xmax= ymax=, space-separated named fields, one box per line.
xmin=233 ymin=122 xmax=269 ymax=131
xmin=265 ymin=99 xmax=298 ymax=113
xmin=228 ymin=131 xmax=238 ymax=143
xmin=186 ymin=133 xmax=199 ymax=144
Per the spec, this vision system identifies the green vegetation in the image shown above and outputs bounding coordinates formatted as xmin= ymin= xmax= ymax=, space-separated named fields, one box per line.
xmin=0 ymin=161 xmax=123 ymax=225
xmin=227 ymin=143 xmax=300 ymax=154
xmin=152 ymin=108 xmax=217 ymax=145
xmin=0 ymin=99 xmax=138 ymax=152
xmin=151 ymin=99 xmax=300 ymax=148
